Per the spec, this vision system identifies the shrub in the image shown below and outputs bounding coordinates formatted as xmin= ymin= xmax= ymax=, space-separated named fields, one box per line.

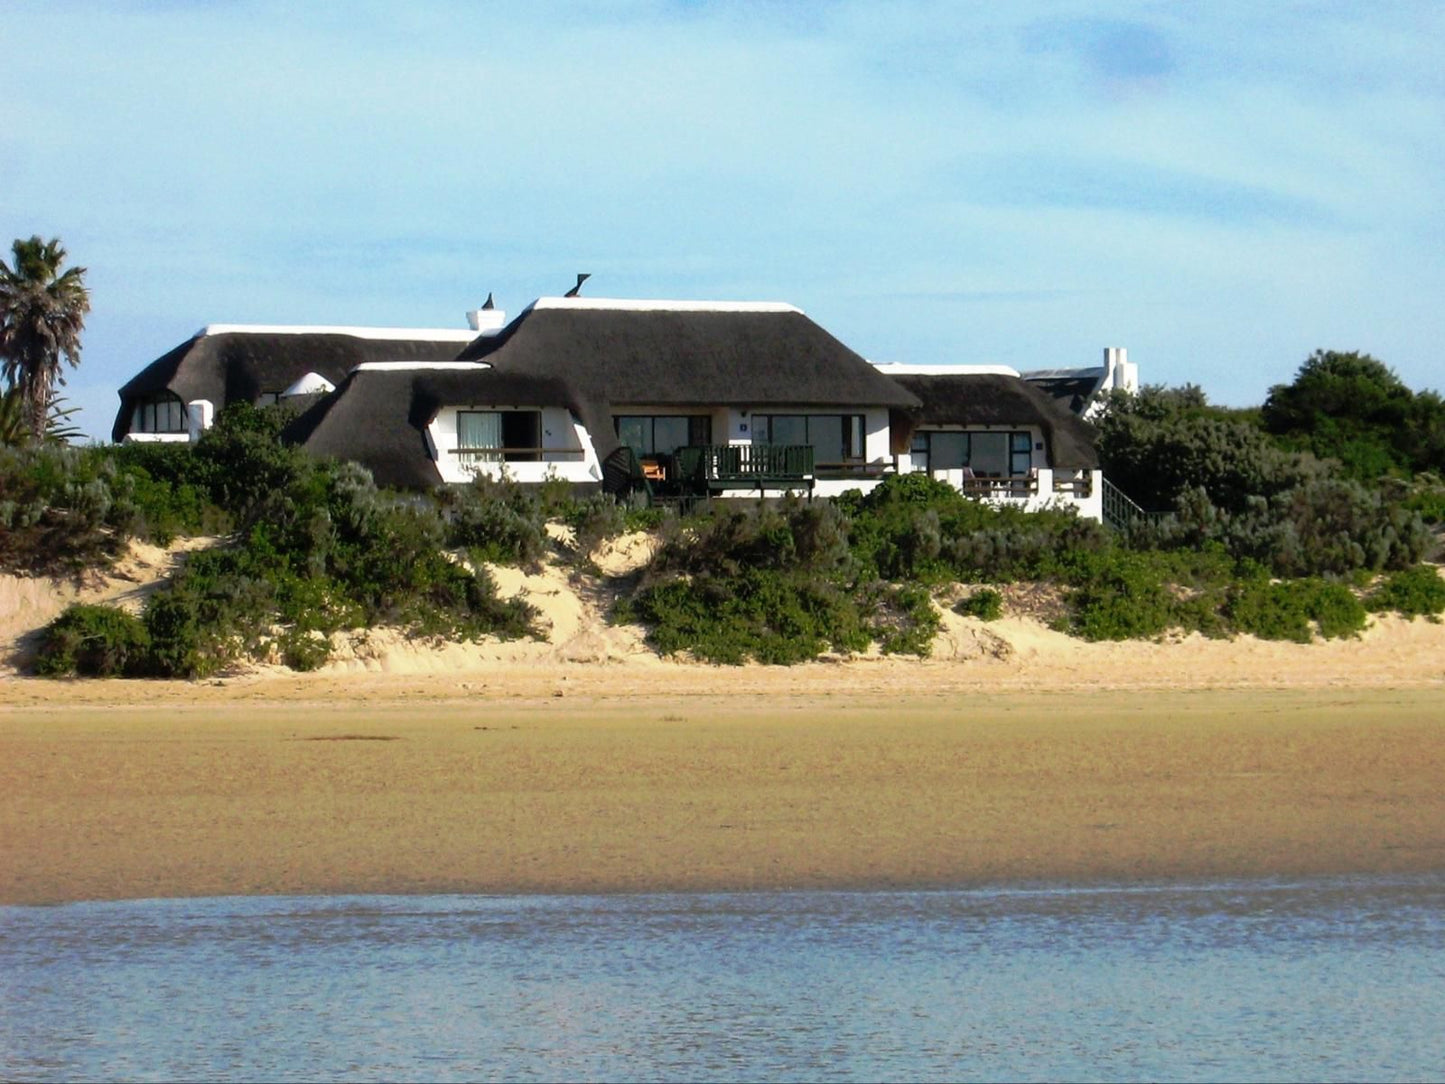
xmin=277 ymin=628 xmax=331 ymax=672
xmin=955 ymin=588 xmax=1003 ymax=621
xmin=1224 ymin=579 xmax=1366 ymax=642
xmin=440 ymin=474 xmax=548 ymax=569
xmin=1367 ymin=564 xmax=1445 ymax=618
xmin=1062 ymin=552 xmax=1179 ymax=641
xmin=35 ymin=604 xmax=152 ymax=677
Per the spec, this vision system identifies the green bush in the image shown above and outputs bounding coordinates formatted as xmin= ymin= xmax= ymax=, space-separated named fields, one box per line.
xmin=1224 ymin=579 xmax=1366 ymax=642
xmin=955 ymin=588 xmax=1003 ymax=621
xmin=1367 ymin=564 xmax=1445 ymax=618
xmin=278 ymin=628 xmax=331 ymax=672
xmin=440 ymin=474 xmax=548 ymax=569
xmin=1063 ymin=552 xmax=1180 ymax=641
xmin=35 ymin=604 xmax=152 ymax=677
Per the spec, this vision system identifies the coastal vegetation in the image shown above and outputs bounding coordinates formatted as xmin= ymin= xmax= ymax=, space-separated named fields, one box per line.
xmin=5 ymin=351 xmax=1445 ymax=675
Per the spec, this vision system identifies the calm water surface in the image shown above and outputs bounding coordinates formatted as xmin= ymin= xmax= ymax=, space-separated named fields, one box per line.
xmin=3 ymin=876 xmax=1443 ymax=1082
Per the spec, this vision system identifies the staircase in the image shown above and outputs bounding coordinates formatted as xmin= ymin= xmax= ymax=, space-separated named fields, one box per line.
xmin=1101 ymin=477 xmax=1164 ymax=531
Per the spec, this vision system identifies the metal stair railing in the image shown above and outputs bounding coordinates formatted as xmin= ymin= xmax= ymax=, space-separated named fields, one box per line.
xmin=1101 ymin=477 xmax=1165 ymax=531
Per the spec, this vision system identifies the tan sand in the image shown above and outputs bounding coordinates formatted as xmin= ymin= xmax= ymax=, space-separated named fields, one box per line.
xmin=2 ymin=540 xmax=1443 ymax=905
xmin=3 ymin=687 xmax=1443 ymax=905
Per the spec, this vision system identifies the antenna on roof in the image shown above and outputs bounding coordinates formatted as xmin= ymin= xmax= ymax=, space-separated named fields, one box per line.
xmin=564 ymin=273 xmax=590 ymax=298
xmin=481 ymin=292 xmax=495 ymax=310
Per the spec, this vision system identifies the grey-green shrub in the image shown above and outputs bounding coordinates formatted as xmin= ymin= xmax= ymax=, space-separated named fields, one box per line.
xmin=35 ymin=604 xmax=151 ymax=677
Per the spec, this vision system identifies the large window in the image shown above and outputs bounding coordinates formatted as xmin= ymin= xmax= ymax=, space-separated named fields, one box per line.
xmin=130 ymin=393 xmax=187 ymax=434
xmin=457 ymin=410 xmax=542 ymax=462
xmin=911 ymin=430 xmax=1033 ymax=476
xmin=615 ymin=415 xmax=711 ymax=457
xmin=752 ymin=414 xmax=865 ymax=466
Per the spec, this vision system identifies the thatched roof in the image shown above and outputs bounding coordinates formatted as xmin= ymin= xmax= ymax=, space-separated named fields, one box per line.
xmin=281 ymin=363 xmax=584 ymax=490
xmin=888 ymin=372 xmax=1099 ymax=469
xmin=113 ymin=326 xmax=475 ymax=441
xmin=459 ymin=296 xmax=917 ymax=408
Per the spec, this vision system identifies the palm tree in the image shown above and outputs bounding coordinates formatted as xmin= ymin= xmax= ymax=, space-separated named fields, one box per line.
xmin=0 ymin=236 xmax=90 ymax=443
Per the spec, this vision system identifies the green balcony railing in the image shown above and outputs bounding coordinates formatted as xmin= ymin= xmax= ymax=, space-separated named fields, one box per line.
xmin=674 ymin=443 xmax=815 ymax=485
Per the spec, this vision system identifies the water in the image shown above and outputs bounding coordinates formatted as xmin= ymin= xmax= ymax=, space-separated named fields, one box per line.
xmin=3 ymin=876 xmax=1443 ymax=1082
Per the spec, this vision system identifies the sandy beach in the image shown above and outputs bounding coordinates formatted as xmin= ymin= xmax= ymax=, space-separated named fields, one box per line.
xmin=3 ymin=543 xmax=1444 ymax=906
xmin=4 ymin=679 xmax=1444 ymax=906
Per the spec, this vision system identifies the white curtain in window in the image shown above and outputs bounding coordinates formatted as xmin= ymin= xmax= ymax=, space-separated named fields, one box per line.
xmin=458 ymin=412 xmax=503 ymax=459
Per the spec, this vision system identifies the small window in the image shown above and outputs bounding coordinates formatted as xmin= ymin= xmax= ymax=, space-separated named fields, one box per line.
xmin=130 ymin=393 xmax=187 ymax=434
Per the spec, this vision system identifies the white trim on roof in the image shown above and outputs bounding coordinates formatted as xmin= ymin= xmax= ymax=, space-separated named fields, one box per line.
xmin=528 ymin=297 xmax=803 ymax=314
xmin=873 ymin=362 xmax=1023 ymax=377
xmin=198 ymin=324 xmax=480 ymax=342
xmin=353 ymin=361 xmax=492 ymax=372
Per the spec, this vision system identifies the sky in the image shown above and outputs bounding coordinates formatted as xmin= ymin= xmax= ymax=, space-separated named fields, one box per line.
xmin=4 ymin=0 xmax=1443 ymax=441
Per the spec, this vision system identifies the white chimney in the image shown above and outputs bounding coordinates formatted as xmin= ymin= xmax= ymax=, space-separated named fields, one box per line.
xmin=466 ymin=301 xmax=506 ymax=335
xmin=1102 ymin=347 xmax=1138 ymax=394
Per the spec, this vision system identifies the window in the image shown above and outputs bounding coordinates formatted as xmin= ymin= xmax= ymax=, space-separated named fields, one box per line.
xmin=614 ymin=415 xmax=711 ymax=457
xmin=753 ymin=414 xmax=865 ymax=466
xmin=130 ymin=393 xmax=187 ymax=434
xmin=457 ymin=410 xmax=542 ymax=461
xmin=913 ymin=430 xmax=1033 ymax=476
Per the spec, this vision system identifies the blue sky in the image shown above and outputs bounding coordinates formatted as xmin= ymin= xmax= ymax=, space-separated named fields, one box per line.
xmin=4 ymin=0 xmax=1443 ymax=440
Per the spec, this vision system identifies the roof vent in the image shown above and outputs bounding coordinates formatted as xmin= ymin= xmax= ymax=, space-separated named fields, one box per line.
xmin=564 ymin=273 xmax=591 ymax=298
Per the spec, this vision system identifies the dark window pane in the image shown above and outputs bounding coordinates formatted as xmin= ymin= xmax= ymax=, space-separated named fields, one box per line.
xmin=768 ymin=415 xmax=807 ymax=446
xmin=807 ymin=415 xmax=845 ymax=464
xmin=652 ymin=417 xmax=690 ymax=456
xmin=930 ymin=432 xmax=968 ymax=470
xmin=969 ymin=432 xmax=1009 ymax=476
xmin=688 ymin=415 xmax=712 ymax=446
xmin=502 ymin=411 xmax=542 ymax=461
xmin=617 ymin=417 xmax=651 ymax=455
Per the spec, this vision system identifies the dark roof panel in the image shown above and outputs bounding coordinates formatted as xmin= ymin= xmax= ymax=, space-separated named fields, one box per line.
xmin=1020 ymin=371 xmax=1106 ymax=416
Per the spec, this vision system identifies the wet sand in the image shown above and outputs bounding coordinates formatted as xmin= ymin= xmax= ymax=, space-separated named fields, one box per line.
xmin=3 ymin=681 xmax=1442 ymax=905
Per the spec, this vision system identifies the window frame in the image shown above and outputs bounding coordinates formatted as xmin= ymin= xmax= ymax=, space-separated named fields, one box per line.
xmin=912 ymin=429 xmax=1035 ymax=477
